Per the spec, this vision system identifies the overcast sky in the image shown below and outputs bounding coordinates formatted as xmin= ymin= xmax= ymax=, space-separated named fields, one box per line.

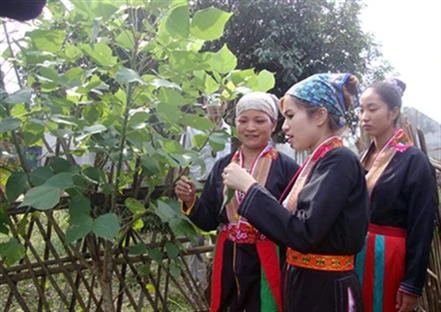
xmin=361 ymin=0 xmax=441 ymax=123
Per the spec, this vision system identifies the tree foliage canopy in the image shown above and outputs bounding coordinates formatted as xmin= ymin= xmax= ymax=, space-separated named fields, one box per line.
xmin=194 ymin=0 xmax=393 ymax=95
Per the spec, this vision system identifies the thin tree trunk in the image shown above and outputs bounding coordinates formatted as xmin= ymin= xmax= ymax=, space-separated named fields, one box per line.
xmin=99 ymin=240 xmax=115 ymax=312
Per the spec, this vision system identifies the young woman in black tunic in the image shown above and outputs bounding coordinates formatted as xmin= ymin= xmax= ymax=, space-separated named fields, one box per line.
xmin=223 ymin=73 xmax=369 ymax=311
xmin=355 ymin=79 xmax=438 ymax=312
xmin=175 ymin=92 xmax=299 ymax=311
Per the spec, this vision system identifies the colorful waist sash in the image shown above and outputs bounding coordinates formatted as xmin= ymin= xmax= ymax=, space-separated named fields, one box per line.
xmin=221 ymin=221 xmax=266 ymax=244
xmin=286 ymin=248 xmax=354 ymax=271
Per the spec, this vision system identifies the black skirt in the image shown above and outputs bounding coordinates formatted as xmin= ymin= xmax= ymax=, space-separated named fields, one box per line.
xmin=282 ymin=264 xmax=363 ymax=312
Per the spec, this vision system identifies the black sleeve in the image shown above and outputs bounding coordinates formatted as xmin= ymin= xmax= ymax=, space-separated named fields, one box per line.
xmin=238 ymin=151 xmax=358 ymax=253
xmin=399 ymin=152 xmax=438 ymax=295
xmin=186 ymin=157 xmax=228 ymax=231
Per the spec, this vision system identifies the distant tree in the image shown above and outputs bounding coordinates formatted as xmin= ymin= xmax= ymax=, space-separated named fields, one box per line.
xmin=193 ymin=0 xmax=393 ymax=95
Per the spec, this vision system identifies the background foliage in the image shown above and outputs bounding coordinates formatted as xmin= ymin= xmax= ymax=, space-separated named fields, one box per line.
xmin=194 ymin=0 xmax=393 ymax=95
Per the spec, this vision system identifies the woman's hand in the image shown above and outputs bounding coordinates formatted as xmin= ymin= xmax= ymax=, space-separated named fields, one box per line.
xmin=222 ymin=163 xmax=257 ymax=193
xmin=174 ymin=176 xmax=196 ymax=207
xmin=396 ymin=290 xmax=418 ymax=312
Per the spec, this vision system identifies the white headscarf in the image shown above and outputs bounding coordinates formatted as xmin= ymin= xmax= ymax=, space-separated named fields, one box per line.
xmin=235 ymin=92 xmax=278 ymax=121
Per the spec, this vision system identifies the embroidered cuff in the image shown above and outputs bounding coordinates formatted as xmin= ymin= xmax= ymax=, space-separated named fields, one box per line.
xmin=180 ymin=196 xmax=197 ymax=216
xmin=399 ymin=282 xmax=421 ymax=296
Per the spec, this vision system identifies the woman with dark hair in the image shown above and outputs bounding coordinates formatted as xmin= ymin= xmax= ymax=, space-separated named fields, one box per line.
xmin=355 ymin=79 xmax=438 ymax=312
xmin=175 ymin=92 xmax=299 ymax=311
xmin=222 ymin=73 xmax=369 ymax=311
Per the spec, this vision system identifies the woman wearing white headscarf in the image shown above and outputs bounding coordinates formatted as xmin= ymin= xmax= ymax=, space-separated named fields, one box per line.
xmin=175 ymin=92 xmax=299 ymax=311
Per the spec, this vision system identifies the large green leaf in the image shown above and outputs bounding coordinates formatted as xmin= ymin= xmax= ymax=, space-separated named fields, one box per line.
xmin=207 ymin=45 xmax=237 ymax=74
xmin=64 ymin=44 xmax=82 ymax=61
xmin=116 ymin=31 xmax=135 ymax=50
xmin=129 ymin=243 xmax=148 ymax=255
xmin=204 ymin=74 xmax=219 ymax=94
xmin=0 ymin=238 xmax=25 ymax=266
xmin=80 ymin=43 xmax=118 ymax=68
xmin=147 ymin=248 xmax=163 ymax=263
xmin=172 ymin=219 xmax=198 ymax=238
xmin=69 ymin=194 xmax=91 ymax=217
xmin=49 ymin=157 xmax=71 ymax=174
xmin=65 ymin=213 xmax=93 ymax=243
xmin=158 ymin=88 xmax=185 ymax=107
xmin=30 ymin=167 xmax=54 ymax=186
xmin=50 ymin=115 xmax=78 ymax=127
xmin=92 ymin=213 xmax=120 ymax=241
xmin=254 ymin=70 xmax=276 ymax=91
xmin=180 ymin=113 xmax=214 ymax=131
xmin=66 ymin=194 xmax=93 ymax=242
xmin=64 ymin=67 xmax=84 ymax=85
xmin=24 ymin=51 xmax=55 ymax=65
xmin=83 ymin=124 xmax=107 ymax=134
xmin=19 ymin=185 xmax=63 ymax=210
xmin=157 ymin=88 xmax=184 ymax=121
xmin=165 ymin=4 xmax=189 ymax=38
xmin=44 ymin=172 xmax=74 ymax=189
xmin=125 ymin=198 xmax=145 ymax=216
xmin=153 ymin=199 xmax=180 ymax=224
xmin=191 ymin=133 xmax=208 ymax=149
xmin=150 ymin=78 xmax=181 ymax=90
xmin=169 ymin=261 xmax=181 ymax=278
xmin=128 ymin=112 xmax=150 ymax=129
xmin=91 ymin=1 xmax=119 ymax=20
xmin=141 ymin=156 xmax=161 ymax=175
xmin=74 ymin=0 xmax=118 ymax=21
xmin=163 ymin=140 xmax=185 ymax=154
xmin=0 ymin=117 xmax=21 ymax=133
xmin=28 ymin=29 xmax=65 ymax=53
xmin=77 ymin=124 xmax=107 ymax=141
xmin=115 ymin=67 xmax=143 ymax=84
xmin=5 ymin=171 xmax=28 ymax=202
xmin=23 ymin=120 xmax=45 ymax=146
xmin=5 ymin=88 xmax=32 ymax=104
xmin=9 ymin=103 xmax=27 ymax=119
xmin=165 ymin=241 xmax=180 ymax=259
xmin=190 ymin=7 xmax=232 ymax=40
xmin=126 ymin=129 xmax=150 ymax=149
xmin=209 ymin=131 xmax=229 ymax=152
xmin=82 ymin=167 xmax=105 ymax=184
xmin=169 ymin=51 xmax=207 ymax=73
xmin=38 ymin=66 xmax=61 ymax=83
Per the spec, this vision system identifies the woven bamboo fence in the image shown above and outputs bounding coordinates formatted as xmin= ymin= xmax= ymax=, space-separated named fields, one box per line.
xmin=417 ymin=128 xmax=441 ymax=312
xmin=0 ymin=202 xmax=211 ymax=311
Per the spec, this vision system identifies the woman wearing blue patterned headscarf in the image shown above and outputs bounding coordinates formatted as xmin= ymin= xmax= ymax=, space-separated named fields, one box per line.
xmin=223 ymin=73 xmax=368 ymax=311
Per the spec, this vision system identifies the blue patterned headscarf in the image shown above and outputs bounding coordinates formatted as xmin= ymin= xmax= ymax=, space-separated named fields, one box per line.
xmin=286 ymin=73 xmax=359 ymax=127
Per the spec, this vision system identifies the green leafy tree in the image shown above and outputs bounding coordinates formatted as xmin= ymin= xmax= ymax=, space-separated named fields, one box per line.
xmin=193 ymin=0 xmax=393 ymax=95
xmin=0 ymin=0 xmax=275 ymax=309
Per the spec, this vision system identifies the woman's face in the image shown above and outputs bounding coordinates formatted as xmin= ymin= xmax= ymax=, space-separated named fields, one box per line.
xmin=281 ymin=96 xmax=321 ymax=151
xmin=359 ymin=88 xmax=399 ymax=137
xmin=235 ymin=109 xmax=275 ymax=151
